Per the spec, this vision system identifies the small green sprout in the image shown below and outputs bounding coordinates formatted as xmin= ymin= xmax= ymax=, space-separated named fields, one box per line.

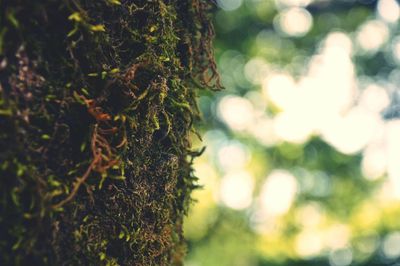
xmin=41 ymin=134 xmax=51 ymax=140
xmin=107 ymin=0 xmax=121 ymax=5
xmin=68 ymin=12 xmax=82 ymax=22
xmin=90 ymin=24 xmax=106 ymax=32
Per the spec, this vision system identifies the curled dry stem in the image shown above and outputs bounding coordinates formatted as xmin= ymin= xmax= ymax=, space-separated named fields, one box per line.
xmin=52 ymin=94 xmax=126 ymax=209
xmin=52 ymin=152 xmax=100 ymax=209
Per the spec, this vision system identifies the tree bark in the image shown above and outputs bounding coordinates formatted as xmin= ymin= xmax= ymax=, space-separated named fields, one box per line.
xmin=0 ymin=1 xmax=220 ymax=265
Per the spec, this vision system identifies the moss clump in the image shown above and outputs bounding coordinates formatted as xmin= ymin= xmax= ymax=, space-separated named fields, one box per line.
xmin=0 ymin=0 xmax=221 ymax=265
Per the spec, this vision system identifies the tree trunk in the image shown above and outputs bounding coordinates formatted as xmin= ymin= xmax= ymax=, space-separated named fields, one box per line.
xmin=0 ymin=1 xmax=220 ymax=265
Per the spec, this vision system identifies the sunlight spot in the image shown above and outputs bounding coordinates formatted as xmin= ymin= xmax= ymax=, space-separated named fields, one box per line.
xmin=295 ymin=229 xmax=324 ymax=258
xmin=219 ymin=171 xmax=254 ymax=210
xmin=273 ymin=111 xmax=314 ymax=143
xmin=321 ymin=108 xmax=382 ymax=154
xmin=377 ymin=0 xmax=400 ymax=23
xmin=386 ymin=120 xmax=400 ymax=198
xmin=250 ymin=116 xmax=280 ymax=146
xmin=329 ymin=247 xmax=353 ymax=266
xmin=356 ymin=20 xmax=389 ymax=53
xmin=262 ymin=72 xmax=297 ymax=111
xmin=305 ymin=48 xmax=356 ymax=115
xmin=359 ymin=84 xmax=390 ymax=113
xmin=325 ymin=224 xmax=351 ymax=250
xmin=260 ymin=170 xmax=298 ymax=215
xmin=275 ymin=0 xmax=314 ymax=8
xmin=217 ymin=95 xmax=255 ymax=131
xmin=362 ymin=144 xmax=387 ymax=180
xmin=275 ymin=7 xmax=313 ymax=37
xmin=217 ymin=141 xmax=250 ymax=171
xmin=295 ymin=202 xmax=324 ymax=228
xmin=383 ymin=232 xmax=400 ymax=259
xmin=244 ymin=57 xmax=270 ymax=85
xmin=392 ymin=37 xmax=400 ymax=62
xmin=193 ymin=162 xmax=219 ymax=202
xmin=322 ymin=32 xmax=353 ymax=55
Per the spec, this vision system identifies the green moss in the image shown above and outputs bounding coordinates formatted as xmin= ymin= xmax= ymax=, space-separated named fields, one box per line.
xmin=0 ymin=0 xmax=221 ymax=265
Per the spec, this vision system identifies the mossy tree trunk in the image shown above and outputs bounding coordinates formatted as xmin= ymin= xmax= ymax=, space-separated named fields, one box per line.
xmin=0 ymin=1 xmax=220 ymax=265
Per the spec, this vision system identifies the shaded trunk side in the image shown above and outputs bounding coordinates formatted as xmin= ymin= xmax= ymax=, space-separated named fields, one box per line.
xmin=0 ymin=0 xmax=220 ymax=265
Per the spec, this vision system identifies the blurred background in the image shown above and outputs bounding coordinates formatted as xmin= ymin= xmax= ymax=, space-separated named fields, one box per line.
xmin=184 ymin=0 xmax=400 ymax=265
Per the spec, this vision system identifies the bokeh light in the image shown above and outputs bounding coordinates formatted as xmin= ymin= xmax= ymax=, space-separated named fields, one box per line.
xmin=185 ymin=0 xmax=400 ymax=265
xmin=377 ymin=0 xmax=400 ymax=23
xmin=275 ymin=7 xmax=313 ymax=37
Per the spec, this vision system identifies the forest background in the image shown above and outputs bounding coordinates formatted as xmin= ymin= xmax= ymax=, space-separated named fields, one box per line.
xmin=185 ymin=0 xmax=400 ymax=265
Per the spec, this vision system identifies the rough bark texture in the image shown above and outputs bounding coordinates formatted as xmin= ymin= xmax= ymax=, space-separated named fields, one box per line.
xmin=0 ymin=1 xmax=220 ymax=265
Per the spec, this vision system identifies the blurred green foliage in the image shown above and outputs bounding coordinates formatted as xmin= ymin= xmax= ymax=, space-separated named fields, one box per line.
xmin=185 ymin=0 xmax=400 ymax=265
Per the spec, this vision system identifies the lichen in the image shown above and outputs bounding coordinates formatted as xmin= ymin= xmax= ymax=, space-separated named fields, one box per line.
xmin=0 ymin=0 xmax=221 ymax=265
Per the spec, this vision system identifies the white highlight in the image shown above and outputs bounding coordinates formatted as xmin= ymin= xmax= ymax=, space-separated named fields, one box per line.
xmin=321 ymin=108 xmax=383 ymax=154
xmin=392 ymin=37 xmax=400 ymax=62
xmin=356 ymin=20 xmax=389 ymax=53
xmin=259 ymin=170 xmax=298 ymax=215
xmin=244 ymin=58 xmax=270 ymax=85
xmin=276 ymin=0 xmax=313 ymax=7
xmin=295 ymin=229 xmax=324 ymax=258
xmin=362 ymin=143 xmax=387 ymax=180
xmin=250 ymin=116 xmax=279 ymax=146
xmin=217 ymin=141 xmax=250 ymax=171
xmin=276 ymin=7 xmax=313 ymax=37
xmin=383 ymin=232 xmax=400 ymax=259
xmin=262 ymin=32 xmax=360 ymax=147
xmin=377 ymin=0 xmax=400 ymax=23
xmin=295 ymin=202 xmax=323 ymax=228
xmin=323 ymin=32 xmax=353 ymax=55
xmin=217 ymin=95 xmax=255 ymax=131
xmin=386 ymin=120 xmax=400 ymax=198
xmin=359 ymin=84 xmax=390 ymax=113
xmin=220 ymin=171 xmax=254 ymax=210
xmin=329 ymin=247 xmax=353 ymax=266
xmin=263 ymin=73 xmax=297 ymax=111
